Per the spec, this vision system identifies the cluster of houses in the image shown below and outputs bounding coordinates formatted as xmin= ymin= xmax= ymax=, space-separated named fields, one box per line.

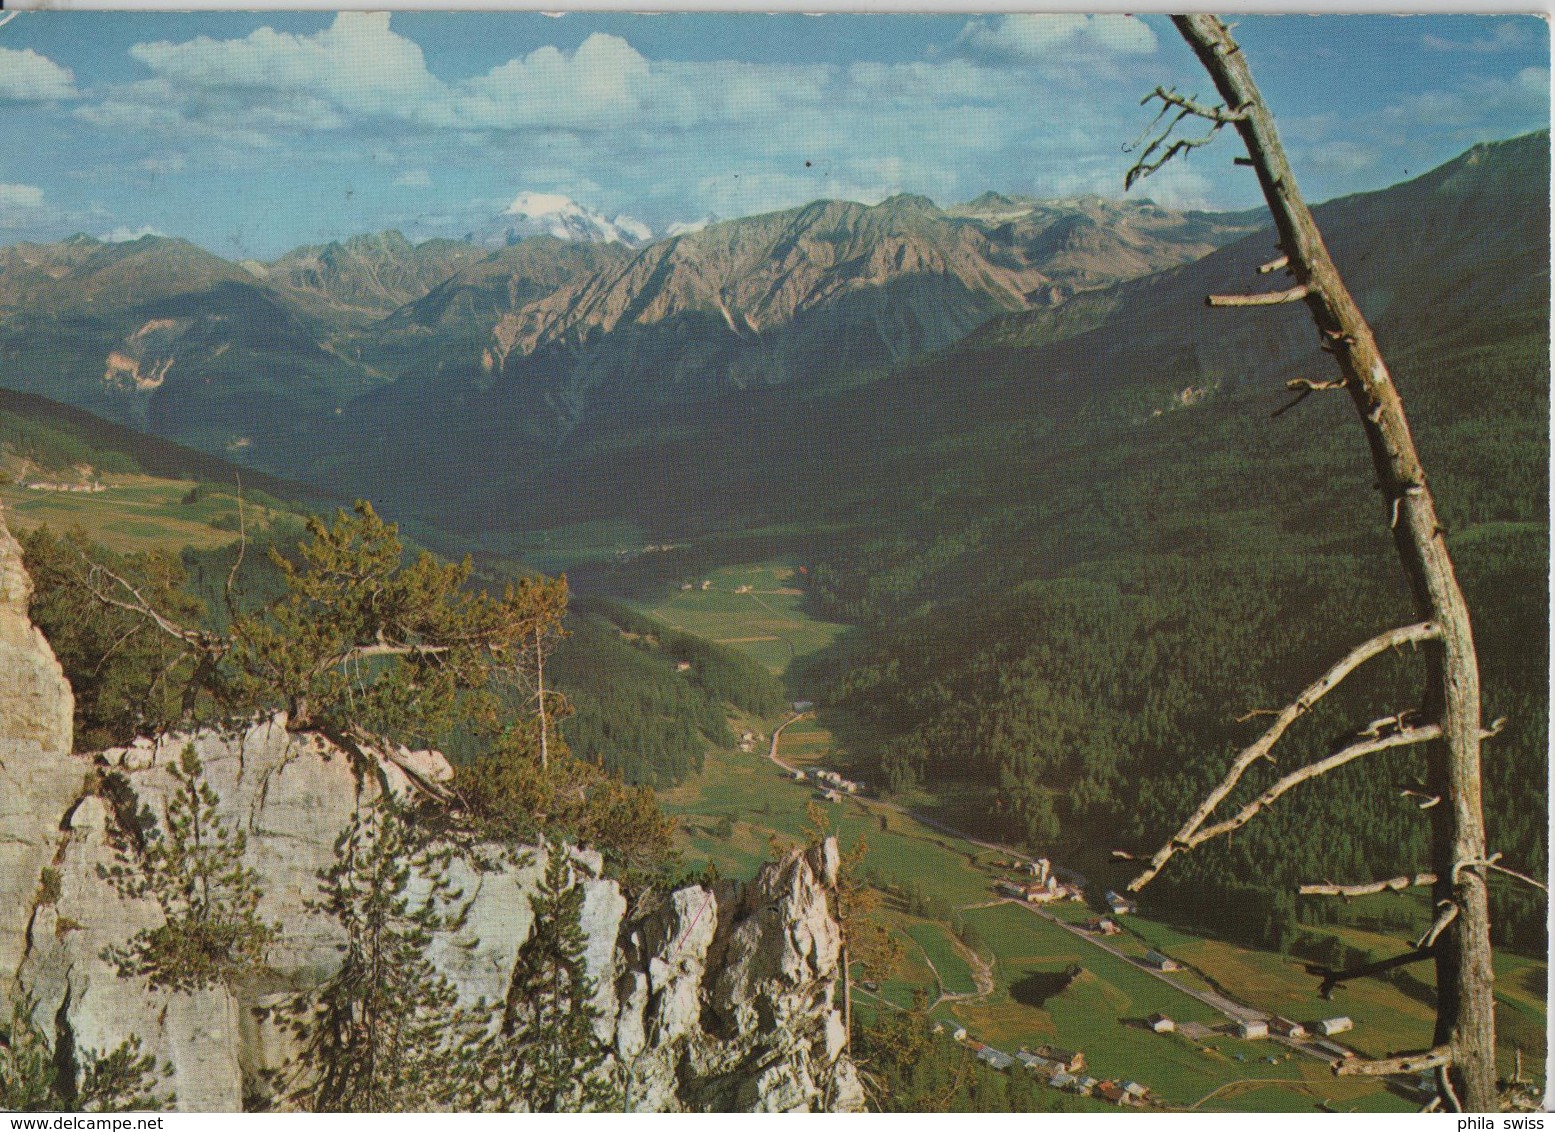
xmin=1143 ymin=1010 xmax=1358 ymax=1060
xmin=24 ymin=480 xmax=106 ymax=493
xmin=948 ymin=1029 xmax=1153 ymax=1106
xmin=1233 ymin=1015 xmax=1353 ymax=1044
xmin=993 ymin=858 xmax=1084 ymax=905
xmin=797 ymin=767 xmax=867 ymax=802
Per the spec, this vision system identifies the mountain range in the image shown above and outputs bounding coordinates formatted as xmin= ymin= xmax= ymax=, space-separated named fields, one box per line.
xmin=0 ymin=130 xmax=1546 ymax=963
xmin=0 ymin=189 xmax=1259 ymax=472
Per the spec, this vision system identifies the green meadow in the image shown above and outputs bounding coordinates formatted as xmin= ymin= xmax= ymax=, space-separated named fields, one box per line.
xmin=634 ymin=562 xmax=848 ymax=676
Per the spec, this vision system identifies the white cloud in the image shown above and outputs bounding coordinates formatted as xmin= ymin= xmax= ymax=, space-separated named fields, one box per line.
xmin=1301 ymin=140 xmax=1379 ymax=178
xmin=102 ymin=224 xmax=167 ymax=242
xmin=130 ymin=13 xmax=442 ymax=122
xmin=66 ymin=12 xmax=1234 ymax=229
xmin=0 ymin=46 xmax=77 ymax=102
xmin=1422 ymin=20 xmax=1541 ymax=55
xmin=0 ymin=183 xmax=45 ymax=209
xmin=1380 ymin=65 xmax=1549 ymax=133
xmin=953 ymin=15 xmax=1157 ymax=66
xmin=455 ymin=34 xmax=650 ymax=130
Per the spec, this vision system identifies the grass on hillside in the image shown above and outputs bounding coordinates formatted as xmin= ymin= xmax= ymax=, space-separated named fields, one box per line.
xmin=660 ymin=737 xmax=1418 ymax=1113
xmin=0 ymin=474 xmax=276 ymax=554
xmin=634 ymin=562 xmax=848 ymax=677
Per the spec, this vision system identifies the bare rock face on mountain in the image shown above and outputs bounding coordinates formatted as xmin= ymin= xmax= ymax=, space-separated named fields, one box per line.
xmin=0 ymin=510 xmax=860 ymax=1113
xmin=0 ymin=509 xmax=81 ymax=983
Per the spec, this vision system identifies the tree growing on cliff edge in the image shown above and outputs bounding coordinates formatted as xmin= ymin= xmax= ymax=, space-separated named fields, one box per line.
xmin=0 ymin=998 xmax=172 ymax=1113
xmin=224 ymin=501 xmax=567 ymax=746
xmin=1117 ymin=15 xmax=1544 ymax=1111
xmin=802 ymin=802 xmax=902 ymax=1051
xmin=20 ymin=528 xmax=212 ymax=749
xmin=24 ymin=501 xmax=569 ymax=753
xmin=487 ymin=849 xmax=621 ymax=1113
xmin=102 ymin=743 xmax=279 ymax=992
xmin=269 ymin=797 xmax=490 ymax=1113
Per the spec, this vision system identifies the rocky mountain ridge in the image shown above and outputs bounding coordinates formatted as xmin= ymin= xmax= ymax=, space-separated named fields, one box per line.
xmin=0 ymin=508 xmax=862 ymax=1113
xmin=0 ymin=191 xmax=1256 ymax=464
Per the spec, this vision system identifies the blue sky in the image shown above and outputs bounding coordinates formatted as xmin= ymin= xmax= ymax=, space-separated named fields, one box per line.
xmin=0 ymin=12 xmax=1546 ymax=259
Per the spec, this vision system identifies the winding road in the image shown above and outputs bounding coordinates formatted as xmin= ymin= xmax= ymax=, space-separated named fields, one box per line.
xmin=764 ymin=714 xmax=1351 ymax=1066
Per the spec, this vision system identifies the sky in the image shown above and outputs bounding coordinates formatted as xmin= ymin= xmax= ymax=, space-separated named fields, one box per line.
xmin=0 ymin=11 xmax=1547 ymax=259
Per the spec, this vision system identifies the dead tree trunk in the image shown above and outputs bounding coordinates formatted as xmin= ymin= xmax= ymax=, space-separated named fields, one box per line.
xmin=1124 ymin=15 xmax=1497 ymax=1110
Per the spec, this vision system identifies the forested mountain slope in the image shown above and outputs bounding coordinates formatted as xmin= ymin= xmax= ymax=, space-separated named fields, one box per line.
xmin=516 ymin=131 xmax=1549 ymax=953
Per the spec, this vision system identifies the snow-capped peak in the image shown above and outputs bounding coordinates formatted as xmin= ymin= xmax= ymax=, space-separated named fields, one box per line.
xmin=481 ymin=192 xmax=653 ymax=248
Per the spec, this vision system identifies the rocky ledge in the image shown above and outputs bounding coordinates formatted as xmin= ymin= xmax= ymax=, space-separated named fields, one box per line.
xmin=0 ymin=509 xmax=863 ymax=1112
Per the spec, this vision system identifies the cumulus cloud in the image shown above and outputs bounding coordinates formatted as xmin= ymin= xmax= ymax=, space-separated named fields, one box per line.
xmin=0 ymin=183 xmax=45 ymax=209
xmin=102 ymin=225 xmax=167 ymax=242
xmin=953 ymin=15 xmax=1157 ymax=66
xmin=0 ymin=46 xmax=78 ymax=102
xmin=130 ymin=13 xmax=442 ymax=121
xmin=456 ymin=34 xmax=650 ymax=130
xmin=1392 ymin=65 xmax=1549 ymax=130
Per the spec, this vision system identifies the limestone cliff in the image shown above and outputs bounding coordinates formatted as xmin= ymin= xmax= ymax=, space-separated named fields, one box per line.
xmin=0 ymin=510 xmax=863 ymax=1113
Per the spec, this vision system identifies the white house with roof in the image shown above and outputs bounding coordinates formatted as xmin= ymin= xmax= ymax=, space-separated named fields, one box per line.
xmin=1105 ymin=889 xmax=1137 ymax=915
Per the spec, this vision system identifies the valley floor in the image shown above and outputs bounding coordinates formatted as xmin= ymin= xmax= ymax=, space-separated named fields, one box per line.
xmin=645 ymin=561 xmax=1548 ymax=1115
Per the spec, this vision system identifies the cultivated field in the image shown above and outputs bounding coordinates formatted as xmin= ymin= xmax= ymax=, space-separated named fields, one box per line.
xmin=659 ymin=727 xmax=1444 ymax=1112
xmin=635 ymin=562 xmax=848 ymax=675
xmin=0 ymin=474 xmax=273 ymax=554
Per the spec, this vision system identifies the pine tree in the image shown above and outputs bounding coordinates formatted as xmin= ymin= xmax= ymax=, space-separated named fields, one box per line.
xmin=274 ymin=798 xmax=488 ymax=1112
xmin=489 ymin=849 xmax=620 ymax=1113
xmin=103 ymin=744 xmax=278 ymax=992
xmin=0 ymin=998 xmax=172 ymax=1113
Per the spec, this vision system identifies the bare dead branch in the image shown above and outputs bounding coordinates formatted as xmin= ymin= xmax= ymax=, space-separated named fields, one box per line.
xmin=1299 ymin=871 xmax=1435 ymax=897
xmin=1335 ymin=1046 xmax=1452 ymax=1078
xmin=1206 ymin=283 xmax=1313 ymax=307
xmin=1257 ymin=254 xmax=1290 ymax=274
xmin=1145 ymin=85 xmax=1250 ymax=124
xmin=1127 ymin=622 xmax=1440 ymax=890
xmin=1123 ymin=88 xmax=1247 ymax=190
xmin=79 ymin=552 xmax=224 ymax=656
xmin=1400 ymin=787 xmax=1442 ymax=809
xmin=1484 ymin=861 xmax=1548 ymax=893
xmin=1286 ymin=378 xmax=1347 ymax=393
xmin=1417 ymin=901 xmax=1460 ymax=950
xmin=1454 ymin=852 xmax=1548 ymax=894
xmin=1270 ymin=377 xmax=1347 ymax=415
xmin=225 ymin=474 xmax=246 ymax=625
xmin=1187 ymin=723 xmax=1440 ymax=846
xmin=1480 ymin=716 xmax=1507 ymax=739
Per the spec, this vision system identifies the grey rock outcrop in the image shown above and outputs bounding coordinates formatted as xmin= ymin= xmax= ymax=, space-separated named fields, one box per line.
xmin=0 ymin=509 xmax=861 ymax=1112
xmin=0 ymin=511 xmax=82 ymax=983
